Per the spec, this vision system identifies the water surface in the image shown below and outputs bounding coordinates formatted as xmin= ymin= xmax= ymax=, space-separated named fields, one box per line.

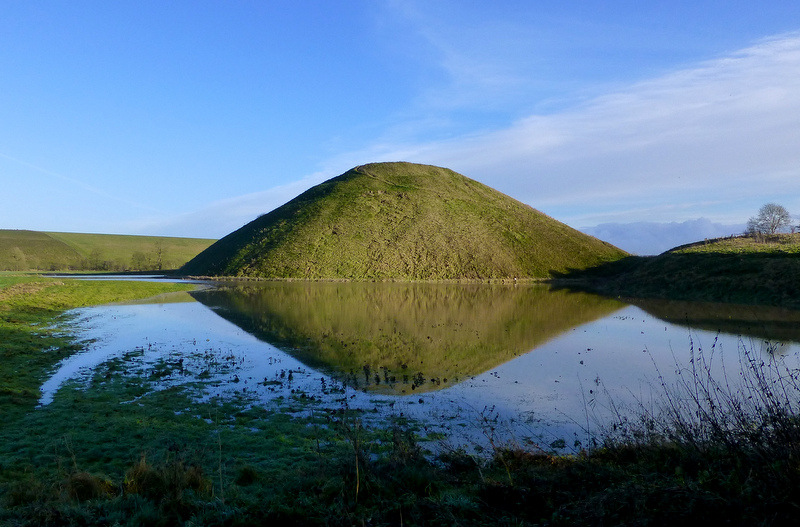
xmin=40 ymin=280 xmax=800 ymax=449
xmin=191 ymin=282 xmax=626 ymax=394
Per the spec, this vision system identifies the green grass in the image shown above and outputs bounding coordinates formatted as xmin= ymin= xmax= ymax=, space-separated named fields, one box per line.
xmin=3 ymin=275 xmax=800 ymax=525
xmin=557 ymin=234 xmax=800 ymax=309
xmin=0 ymin=275 xmax=198 ymax=420
xmin=0 ymin=230 xmax=216 ymax=272
xmin=0 ymin=230 xmax=84 ymax=271
xmin=672 ymin=232 xmax=800 ymax=255
xmin=4 ymin=336 xmax=800 ymax=525
xmin=181 ymin=162 xmax=627 ymax=280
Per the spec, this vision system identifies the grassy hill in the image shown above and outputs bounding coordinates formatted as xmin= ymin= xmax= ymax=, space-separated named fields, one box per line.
xmin=558 ymin=233 xmax=800 ymax=309
xmin=0 ymin=230 xmax=215 ymax=272
xmin=181 ymin=162 xmax=626 ymax=280
xmin=0 ymin=230 xmax=83 ymax=271
xmin=670 ymin=233 xmax=800 ymax=255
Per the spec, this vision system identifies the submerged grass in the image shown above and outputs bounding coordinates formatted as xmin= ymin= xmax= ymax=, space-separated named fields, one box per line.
xmin=0 ymin=275 xmax=197 ymax=420
xmin=3 ymin=274 xmax=800 ymax=525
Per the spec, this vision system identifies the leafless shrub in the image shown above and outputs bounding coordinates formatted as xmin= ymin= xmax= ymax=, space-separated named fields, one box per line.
xmin=603 ymin=335 xmax=800 ymax=465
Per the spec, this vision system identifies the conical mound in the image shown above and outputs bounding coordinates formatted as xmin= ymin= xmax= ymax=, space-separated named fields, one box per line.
xmin=181 ymin=162 xmax=626 ymax=279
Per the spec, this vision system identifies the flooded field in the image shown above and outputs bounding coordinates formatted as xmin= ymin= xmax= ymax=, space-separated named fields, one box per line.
xmin=40 ymin=279 xmax=800 ymax=450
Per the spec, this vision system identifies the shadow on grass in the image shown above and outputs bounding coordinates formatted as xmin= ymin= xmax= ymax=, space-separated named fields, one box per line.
xmin=550 ymin=251 xmax=800 ymax=310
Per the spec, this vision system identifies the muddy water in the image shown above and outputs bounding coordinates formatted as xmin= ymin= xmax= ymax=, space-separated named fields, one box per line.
xmin=39 ymin=280 xmax=800 ymax=450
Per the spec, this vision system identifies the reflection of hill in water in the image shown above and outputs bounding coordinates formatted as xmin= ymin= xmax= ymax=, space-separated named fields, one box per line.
xmin=191 ymin=282 xmax=624 ymax=394
xmin=632 ymin=299 xmax=800 ymax=346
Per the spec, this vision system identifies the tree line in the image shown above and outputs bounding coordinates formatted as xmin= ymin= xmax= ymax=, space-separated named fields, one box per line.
xmin=4 ymin=243 xmax=170 ymax=272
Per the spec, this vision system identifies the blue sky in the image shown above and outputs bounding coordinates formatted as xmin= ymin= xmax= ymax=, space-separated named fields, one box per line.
xmin=3 ymin=1 xmax=800 ymax=254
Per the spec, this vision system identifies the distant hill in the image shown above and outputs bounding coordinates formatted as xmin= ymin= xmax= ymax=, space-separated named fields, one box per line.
xmin=0 ymin=230 xmax=216 ymax=272
xmin=0 ymin=230 xmax=83 ymax=271
xmin=181 ymin=162 xmax=627 ymax=280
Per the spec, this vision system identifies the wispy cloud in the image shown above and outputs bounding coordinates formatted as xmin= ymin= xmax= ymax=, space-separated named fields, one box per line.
xmin=0 ymin=152 xmax=159 ymax=213
xmin=130 ymin=171 xmax=331 ymax=238
xmin=355 ymin=32 xmax=800 ymax=225
xmin=380 ymin=0 xmax=563 ymax=116
xmin=142 ymin=32 xmax=800 ymax=241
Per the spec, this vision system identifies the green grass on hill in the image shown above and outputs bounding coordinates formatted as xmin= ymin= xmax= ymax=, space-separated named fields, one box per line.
xmin=182 ymin=162 xmax=626 ymax=279
xmin=0 ymin=230 xmax=83 ymax=271
xmin=558 ymin=233 xmax=800 ymax=309
xmin=672 ymin=232 xmax=800 ymax=255
xmin=0 ymin=230 xmax=215 ymax=272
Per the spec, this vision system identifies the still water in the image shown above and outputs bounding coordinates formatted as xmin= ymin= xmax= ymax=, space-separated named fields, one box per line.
xmin=40 ymin=280 xmax=800 ymax=450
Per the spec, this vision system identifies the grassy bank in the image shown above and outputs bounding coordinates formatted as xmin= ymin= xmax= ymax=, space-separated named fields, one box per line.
xmin=0 ymin=275 xmax=199 ymax=419
xmin=3 ymin=343 xmax=800 ymax=525
xmin=3 ymin=275 xmax=800 ymax=525
xmin=557 ymin=234 xmax=800 ymax=309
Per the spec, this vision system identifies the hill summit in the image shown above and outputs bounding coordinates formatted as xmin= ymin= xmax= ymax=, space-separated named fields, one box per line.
xmin=181 ymin=162 xmax=626 ymax=279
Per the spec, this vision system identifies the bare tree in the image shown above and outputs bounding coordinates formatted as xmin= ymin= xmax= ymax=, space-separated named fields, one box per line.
xmin=746 ymin=203 xmax=792 ymax=236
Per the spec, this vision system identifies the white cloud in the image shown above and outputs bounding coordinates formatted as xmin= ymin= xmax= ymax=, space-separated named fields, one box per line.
xmin=360 ymin=33 xmax=800 ymax=226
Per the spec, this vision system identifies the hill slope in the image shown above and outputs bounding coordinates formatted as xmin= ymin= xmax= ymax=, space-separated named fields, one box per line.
xmin=0 ymin=230 xmax=216 ymax=271
xmin=0 ymin=230 xmax=83 ymax=270
xmin=559 ymin=233 xmax=800 ymax=308
xmin=181 ymin=162 xmax=626 ymax=280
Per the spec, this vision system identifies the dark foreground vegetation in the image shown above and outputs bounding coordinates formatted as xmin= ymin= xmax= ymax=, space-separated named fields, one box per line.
xmin=558 ymin=233 xmax=800 ymax=310
xmin=2 ymin=275 xmax=800 ymax=525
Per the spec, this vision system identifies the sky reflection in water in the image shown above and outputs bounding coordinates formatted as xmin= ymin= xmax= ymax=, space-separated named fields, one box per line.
xmin=39 ymin=282 xmax=800 ymax=450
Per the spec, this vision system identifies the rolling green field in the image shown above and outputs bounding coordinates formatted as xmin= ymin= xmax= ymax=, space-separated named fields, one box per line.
xmin=558 ymin=233 xmax=800 ymax=309
xmin=182 ymin=162 xmax=627 ymax=280
xmin=0 ymin=230 xmax=216 ymax=272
